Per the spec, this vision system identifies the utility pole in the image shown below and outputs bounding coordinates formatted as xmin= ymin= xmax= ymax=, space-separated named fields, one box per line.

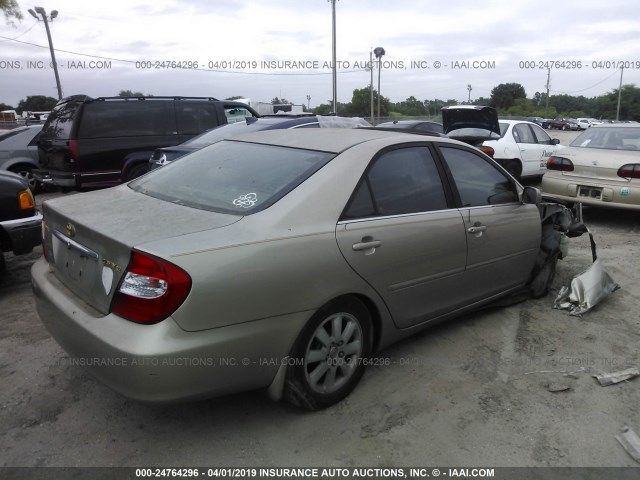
xmin=545 ymin=68 xmax=551 ymax=110
xmin=28 ymin=7 xmax=62 ymax=100
xmin=616 ymin=66 xmax=624 ymax=121
xmin=467 ymin=84 xmax=472 ymax=103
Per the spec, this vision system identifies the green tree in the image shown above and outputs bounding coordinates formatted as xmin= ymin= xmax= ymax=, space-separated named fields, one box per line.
xmin=17 ymin=95 xmax=57 ymax=113
xmin=225 ymin=96 xmax=246 ymax=101
xmin=271 ymin=97 xmax=291 ymax=104
xmin=489 ymin=83 xmax=526 ymax=110
xmin=344 ymin=86 xmax=389 ymax=117
xmin=1 ymin=0 xmax=22 ymax=24
xmin=118 ymin=90 xmax=145 ymax=97
xmin=0 ymin=102 xmax=15 ymax=111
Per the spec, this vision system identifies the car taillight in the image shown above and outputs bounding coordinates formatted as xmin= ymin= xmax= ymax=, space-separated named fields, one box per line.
xmin=111 ymin=250 xmax=192 ymax=324
xmin=478 ymin=145 xmax=495 ymax=157
xmin=19 ymin=190 xmax=35 ymax=210
xmin=617 ymin=163 xmax=640 ymax=179
xmin=546 ymin=156 xmax=574 ymax=172
xmin=68 ymin=139 xmax=78 ymax=162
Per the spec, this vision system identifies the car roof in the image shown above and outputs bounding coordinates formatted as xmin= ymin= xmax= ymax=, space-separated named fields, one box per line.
xmin=590 ymin=123 xmax=639 ymax=129
xmin=227 ymin=127 xmax=465 ymax=153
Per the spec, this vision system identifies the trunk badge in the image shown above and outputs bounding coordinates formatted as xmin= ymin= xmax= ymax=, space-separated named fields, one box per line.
xmin=66 ymin=223 xmax=76 ymax=238
xmin=101 ymin=266 xmax=114 ymax=295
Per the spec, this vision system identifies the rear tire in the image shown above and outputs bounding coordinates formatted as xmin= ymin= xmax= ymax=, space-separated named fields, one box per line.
xmin=124 ymin=163 xmax=149 ymax=182
xmin=503 ymin=159 xmax=522 ymax=180
xmin=284 ymin=297 xmax=372 ymax=410
xmin=8 ymin=165 xmax=38 ymax=193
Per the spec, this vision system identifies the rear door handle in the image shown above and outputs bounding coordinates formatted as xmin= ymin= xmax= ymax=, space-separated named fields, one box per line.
xmin=353 ymin=240 xmax=381 ymax=251
xmin=352 ymin=236 xmax=381 ymax=255
xmin=467 ymin=225 xmax=487 ymax=234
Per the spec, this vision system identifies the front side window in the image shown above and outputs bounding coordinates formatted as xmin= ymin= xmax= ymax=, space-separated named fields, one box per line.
xmin=531 ymin=124 xmax=553 ymax=144
xmin=439 ymin=146 xmax=518 ymax=207
xmin=224 ymin=106 xmax=254 ymax=124
xmin=343 ymin=147 xmax=447 ymax=219
xmin=130 ymin=140 xmax=334 ymax=215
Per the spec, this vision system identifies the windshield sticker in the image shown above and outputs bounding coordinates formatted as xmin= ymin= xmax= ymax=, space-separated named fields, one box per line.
xmin=233 ymin=193 xmax=258 ymax=209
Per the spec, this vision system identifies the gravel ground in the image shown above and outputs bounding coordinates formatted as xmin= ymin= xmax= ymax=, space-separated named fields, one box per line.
xmin=1 ymin=130 xmax=639 ymax=468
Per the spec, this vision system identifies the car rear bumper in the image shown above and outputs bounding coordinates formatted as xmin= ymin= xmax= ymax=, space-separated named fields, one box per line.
xmin=542 ymin=173 xmax=640 ymax=210
xmin=33 ymin=169 xmax=76 ymax=188
xmin=0 ymin=211 xmax=42 ymax=254
xmin=31 ymin=257 xmax=307 ymax=403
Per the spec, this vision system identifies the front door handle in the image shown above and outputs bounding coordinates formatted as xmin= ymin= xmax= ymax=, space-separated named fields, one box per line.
xmin=467 ymin=225 xmax=487 ymax=234
xmin=467 ymin=223 xmax=487 ymax=237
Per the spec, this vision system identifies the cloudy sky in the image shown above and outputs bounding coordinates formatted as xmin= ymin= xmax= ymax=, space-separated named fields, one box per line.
xmin=1 ymin=0 xmax=639 ymax=110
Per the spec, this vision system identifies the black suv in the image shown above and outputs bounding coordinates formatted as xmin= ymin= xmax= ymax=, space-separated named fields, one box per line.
xmin=35 ymin=95 xmax=258 ymax=189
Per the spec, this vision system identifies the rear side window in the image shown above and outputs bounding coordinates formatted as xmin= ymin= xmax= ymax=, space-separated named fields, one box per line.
xmin=78 ymin=100 xmax=175 ymax=138
xmin=41 ymin=100 xmax=83 ymax=140
xmin=343 ymin=146 xmax=447 ymax=219
xmin=439 ymin=147 xmax=518 ymax=207
xmin=177 ymin=102 xmax=220 ymax=135
xmin=130 ymin=140 xmax=334 ymax=215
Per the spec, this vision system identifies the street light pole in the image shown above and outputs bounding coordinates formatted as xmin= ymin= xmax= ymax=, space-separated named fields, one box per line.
xmin=369 ymin=49 xmax=374 ymax=123
xmin=29 ymin=7 xmax=62 ymax=100
xmin=306 ymin=95 xmax=311 ymax=111
xmin=374 ymin=47 xmax=385 ymax=124
xmin=328 ymin=0 xmax=338 ymax=114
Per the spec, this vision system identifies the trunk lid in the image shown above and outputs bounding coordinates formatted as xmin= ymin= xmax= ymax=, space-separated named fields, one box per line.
xmin=442 ymin=105 xmax=501 ymax=145
xmin=42 ymin=185 xmax=241 ymax=315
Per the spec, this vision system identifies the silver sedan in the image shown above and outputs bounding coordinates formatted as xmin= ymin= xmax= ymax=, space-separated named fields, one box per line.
xmin=32 ymin=128 xmax=558 ymax=410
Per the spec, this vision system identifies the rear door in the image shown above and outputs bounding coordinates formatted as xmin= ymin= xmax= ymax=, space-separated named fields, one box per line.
xmin=336 ymin=145 xmax=468 ymax=329
xmin=437 ymin=145 xmax=540 ymax=301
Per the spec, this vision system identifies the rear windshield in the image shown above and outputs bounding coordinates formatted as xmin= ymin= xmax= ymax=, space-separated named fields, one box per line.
xmin=570 ymin=127 xmax=640 ymax=150
xmin=130 ymin=140 xmax=334 ymax=215
xmin=41 ymin=100 xmax=83 ymax=140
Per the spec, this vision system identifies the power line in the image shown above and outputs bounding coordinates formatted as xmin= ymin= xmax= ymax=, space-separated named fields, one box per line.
xmin=550 ymin=68 xmax=622 ymax=94
xmin=0 ymin=21 xmax=38 ymax=42
xmin=0 ymin=34 xmax=368 ymax=76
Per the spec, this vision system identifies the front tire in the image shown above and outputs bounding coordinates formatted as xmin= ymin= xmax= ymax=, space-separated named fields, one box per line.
xmin=284 ymin=297 xmax=372 ymax=410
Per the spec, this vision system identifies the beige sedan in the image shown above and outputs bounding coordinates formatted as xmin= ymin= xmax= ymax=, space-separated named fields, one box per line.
xmin=33 ymin=128 xmax=555 ymax=410
xmin=542 ymin=124 xmax=640 ymax=210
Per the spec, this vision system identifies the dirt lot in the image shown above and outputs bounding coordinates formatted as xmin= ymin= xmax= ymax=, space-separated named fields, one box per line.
xmin=1 ymin=130 xmax=639 ymax=468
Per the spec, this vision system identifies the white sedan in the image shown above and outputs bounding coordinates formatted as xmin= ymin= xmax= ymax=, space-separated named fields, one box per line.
xmin=483 ymin=120 xmax=564 ymax=179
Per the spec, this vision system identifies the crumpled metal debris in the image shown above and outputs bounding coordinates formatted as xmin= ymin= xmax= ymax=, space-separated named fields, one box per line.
xmin=553 ymin=258 xmax=619 ymax=316
xmin=553 ymin=225 xmax=619 ymax=316
xmin=616 ymin=426 xmax=640 ymax=463
xmin=592 ymin=368 xmax=640 ymax=386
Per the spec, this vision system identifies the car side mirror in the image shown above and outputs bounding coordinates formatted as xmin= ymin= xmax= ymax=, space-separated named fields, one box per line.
xmin=551 ymin=138 xmax=560 ymax=145
xmin=522 ymin=186 xmax=542 ymax=204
